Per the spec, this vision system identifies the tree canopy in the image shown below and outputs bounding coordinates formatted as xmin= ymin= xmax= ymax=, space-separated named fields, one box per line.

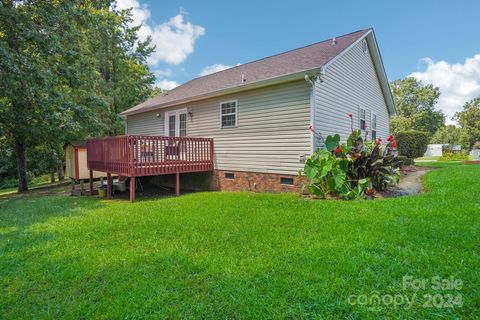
xmin=390 ymin=77 xmax=445 ymax=136
xmin=453 ymin=97 xmax=480 ymax=149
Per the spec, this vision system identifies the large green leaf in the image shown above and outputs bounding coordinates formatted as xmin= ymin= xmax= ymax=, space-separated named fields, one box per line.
xmin=332 ymin=166 xmax=346 ymax=189
xmin=325 ymin=134 xmax=340 ymax=151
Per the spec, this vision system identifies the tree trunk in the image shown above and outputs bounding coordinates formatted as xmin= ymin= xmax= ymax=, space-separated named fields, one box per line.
xmin=15 ymin=139 xmax=28 ymax=192
xmin=50 ymin=170 xmax=55 ymax=183
xmin=57 ymin=164 xmax=65 ymax=181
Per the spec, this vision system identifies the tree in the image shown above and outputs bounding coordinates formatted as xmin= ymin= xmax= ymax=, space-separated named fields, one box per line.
xmin=430 ymin=125 xmax=464 ymax=146
xmin=0 ymin=1 xmax=155 ymax=191
xmin=88 ymin=3 xmax=155 ymax=135
xmin=0 ymin=1 xmax=93 ymax=191
xmin=390 ymin=77 xmax=445 ymax=135
xmin=149 ymin=87 xmax=163 ymax=98
xmin=454 ymin=97 xmax=480 ymax=149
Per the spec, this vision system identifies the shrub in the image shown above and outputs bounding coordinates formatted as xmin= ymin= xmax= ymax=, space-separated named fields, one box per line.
xmin=395 ymin=131 xmax=429 ymax=159
xmin=301 ymin=123 xmax=401 ymax=200
xmin=439 ymin=153 xmax=471 ymax=161
xmin=396 ymin=156 xmax=414 ymax=166
xmin=473 ymin=142 xmax=480 ymax=150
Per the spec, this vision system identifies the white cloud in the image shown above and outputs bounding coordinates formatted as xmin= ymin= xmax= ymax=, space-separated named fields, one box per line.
xmin=409 ymin=54 xmax=480 ymax=123
xmin=199 ymin=63 xmax=238 ymax=76
xmin=154 ymin=68 xmax=172 ymax=78
xmin=155 ymin=79 xmax=179 ymax=90
xmin=115 ymin=0 xmax=205 ymax=65
xmin=115 ymin=0 xmax=150 ymax=26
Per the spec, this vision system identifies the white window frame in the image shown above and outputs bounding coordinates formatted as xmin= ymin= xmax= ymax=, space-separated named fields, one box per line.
xmin=359 ymin=107 xmax=366 ymax=131
xmin=371 ymin=112 xmax=377 ymax=140
xmin=220 ymin=99 xmax=238 ymax=128
xmin=164 ymin=108 xmax=188 ymax=136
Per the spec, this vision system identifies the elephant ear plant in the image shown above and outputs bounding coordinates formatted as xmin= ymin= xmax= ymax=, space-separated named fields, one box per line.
xmin=300 ymin=115 xmax=401 ymax=200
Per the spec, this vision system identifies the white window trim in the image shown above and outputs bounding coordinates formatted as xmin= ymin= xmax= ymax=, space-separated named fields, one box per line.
xmin=359 ymin=107 xmax=366 ymax=131
xmin=164 ymin=108 xmax=188 ymax=136
xmin=220 ymin=99 xmax=238 ymax=128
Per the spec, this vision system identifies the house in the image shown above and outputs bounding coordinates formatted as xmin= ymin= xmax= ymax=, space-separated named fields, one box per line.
xmin=87 ymin=28 xmax=395 ymax=201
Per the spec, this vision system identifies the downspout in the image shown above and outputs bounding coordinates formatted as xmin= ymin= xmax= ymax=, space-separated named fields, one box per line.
xmin=304 ymin=74 xmax=315 ymax=154
xmin=305 ymin=69 xmax=324 ymax=154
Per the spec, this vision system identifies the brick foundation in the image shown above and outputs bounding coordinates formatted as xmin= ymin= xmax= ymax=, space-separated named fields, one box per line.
xmin=213 ymin=170 xmax=305 ymax=193
xmin=146 ymin=170 xmax=306 ymax=193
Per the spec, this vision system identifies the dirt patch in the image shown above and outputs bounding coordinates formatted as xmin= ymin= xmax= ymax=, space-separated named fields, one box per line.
xmin=464 ymin=160 xmax=480 ymax=164
xmin=379 ymin=166 xmax=433 ymax=198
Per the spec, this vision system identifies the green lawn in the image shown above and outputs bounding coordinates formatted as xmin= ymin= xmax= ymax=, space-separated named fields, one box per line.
xmin=0 ymin=163 xmax=479 ymax=319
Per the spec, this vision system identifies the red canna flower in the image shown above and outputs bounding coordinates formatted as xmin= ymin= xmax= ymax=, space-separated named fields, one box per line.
xmin=387 ymin=135 xmax=394 ymax=142
xmin=377 ymin=138 xmax=382 ymax=145
xmin=335 ymin=147 xmax=341 ymax=153
xmin=391 ymin=141 xmax=397 ymax=148
xmin=348 ymin=113 xmax=353 ymax=118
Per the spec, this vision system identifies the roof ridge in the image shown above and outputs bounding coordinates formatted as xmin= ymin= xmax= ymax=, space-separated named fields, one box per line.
xmin=177 ymin=28 xmax=370 ymax=86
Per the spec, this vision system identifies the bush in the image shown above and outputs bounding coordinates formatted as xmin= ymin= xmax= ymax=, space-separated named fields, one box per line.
xmin=300 ymin=130 xmax=401 ymax=200
xmin=395 ymin=131 xmax=429 ymax=159
xmin=473 ymin=142 xmax=480 ymax=150
xmin=439 ymin=153 xmax=471 ymax=161
xmin=396 ymin=156 xmax=414 ymax=166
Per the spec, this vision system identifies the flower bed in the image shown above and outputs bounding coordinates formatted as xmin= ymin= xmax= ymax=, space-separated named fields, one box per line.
xmin=300 ymin=115 xmax=402 ymax=200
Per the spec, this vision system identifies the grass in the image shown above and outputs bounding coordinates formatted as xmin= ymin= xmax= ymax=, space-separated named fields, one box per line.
xmin=415 ymin=156 xmax=440 ymax=161
xmin=0 ymin=163 xmax=479 ymax=319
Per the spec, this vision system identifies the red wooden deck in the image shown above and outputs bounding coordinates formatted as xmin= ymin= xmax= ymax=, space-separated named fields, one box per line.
xmin=86 ymin=135 xmax=214 ymax=201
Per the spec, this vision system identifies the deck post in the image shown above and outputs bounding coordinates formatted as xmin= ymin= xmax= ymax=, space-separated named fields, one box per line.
xmin=89 ymin=170 xmax=93 ymax=195
xmin=175 ymin=172 xmax=180 ymax=196
xmin=107 ymin=173 xmax=112 ymax=200
xmin=130 ymin=176 xmax=135 ymax=202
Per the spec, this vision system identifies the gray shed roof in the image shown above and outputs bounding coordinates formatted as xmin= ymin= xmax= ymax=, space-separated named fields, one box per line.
xmin=122 ymin=29 xmax=394 ymax=116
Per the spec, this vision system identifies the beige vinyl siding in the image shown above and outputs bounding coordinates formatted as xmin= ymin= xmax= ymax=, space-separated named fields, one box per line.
xmin=127 ymin=80 xmax=311 ymax=175
xmin=314 ymin=39 xmax=390 ymax=144
xmin=126 ymin=109 xmax=165 ymax=135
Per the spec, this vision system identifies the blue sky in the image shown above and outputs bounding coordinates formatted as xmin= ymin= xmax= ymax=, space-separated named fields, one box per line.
xmin=117 ymin=0 xmax=480 ymax=121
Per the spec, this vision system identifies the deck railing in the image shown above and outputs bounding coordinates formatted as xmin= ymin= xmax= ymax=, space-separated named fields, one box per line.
xmin=87 ymin=135 xmax=214 ymax=177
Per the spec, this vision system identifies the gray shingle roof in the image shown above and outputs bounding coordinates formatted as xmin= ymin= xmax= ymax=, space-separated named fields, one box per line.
xmin=122 ymin=29 xmax=371 ymax=116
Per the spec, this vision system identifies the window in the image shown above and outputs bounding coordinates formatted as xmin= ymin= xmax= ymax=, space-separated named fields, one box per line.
xmin=179 ymin=113 xmax=187 ymax=137
xmin=221 ymin=100 xmax=237 ymax=128
xmin=359 ymin=107 xmax=366 ymax=131
xmin=371 ymin=113 xmax=377 ymax=140
xmin=168 ymin=115 xmax=176 ymax=137
xmin=280 ymin=177 xmax=294 ymax=185
xmin=225 ymin=172 xmax=235 ymax=179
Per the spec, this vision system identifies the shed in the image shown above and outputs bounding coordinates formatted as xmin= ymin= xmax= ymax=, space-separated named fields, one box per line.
xmin=65 ymin=141 xmax=108 ymax=180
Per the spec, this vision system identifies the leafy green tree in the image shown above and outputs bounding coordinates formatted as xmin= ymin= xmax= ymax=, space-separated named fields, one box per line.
xmin=88 ymin=3 xmax=155 ymax=135
xmin=454 ymin=97 xmax=480 ymax=149
xmin=0 ymin=1 xmax=154 ymax=191
xmin=390 ymin=77 xmax=445 ymax=135
xmin=149 ymin=87 xmax=164 ymax=98
xmin=0 ymin=1 xmax=93 ymax=191
xmin=430 ymin=125 xmax=464 ymax=146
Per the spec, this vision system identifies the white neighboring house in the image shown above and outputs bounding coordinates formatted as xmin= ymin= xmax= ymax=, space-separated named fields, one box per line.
xmin=424 ymin=144 xmax=443 ymax=158
xmin=121 ymin=28 xmax=396 ymax=192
